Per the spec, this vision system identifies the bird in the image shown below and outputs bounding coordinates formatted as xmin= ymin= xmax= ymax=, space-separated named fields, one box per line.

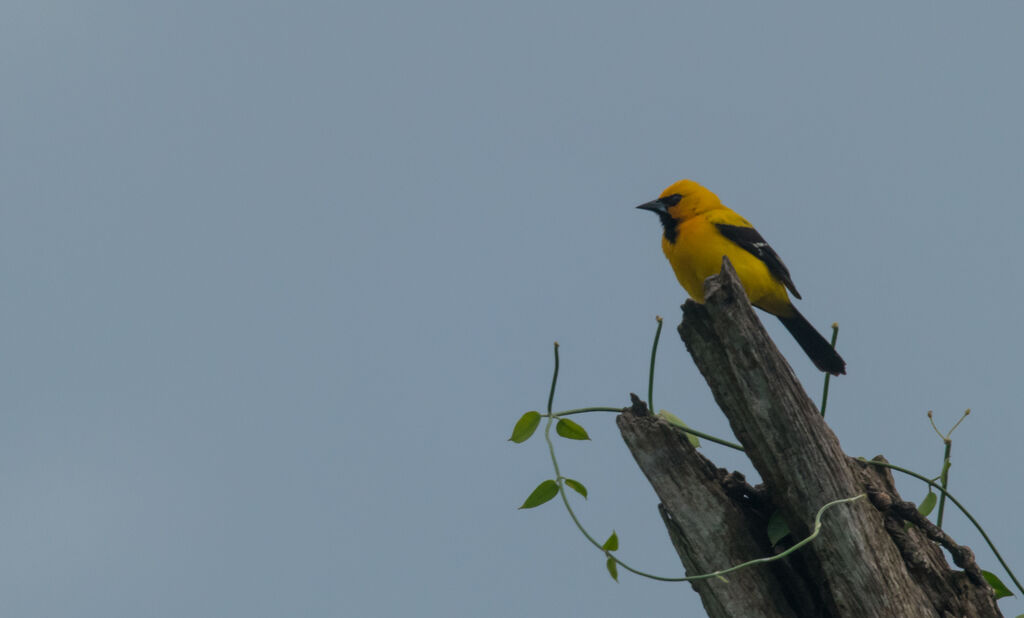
xmin=637 ymin=179 xmax=846 ymax=375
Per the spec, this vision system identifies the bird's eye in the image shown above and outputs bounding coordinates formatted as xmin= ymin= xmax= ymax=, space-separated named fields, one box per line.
xmin=661 ymin=194 xmax=683 ymax=207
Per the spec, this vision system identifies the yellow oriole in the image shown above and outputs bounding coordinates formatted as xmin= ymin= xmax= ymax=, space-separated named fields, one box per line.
xmin=638 ymin=179 xmax=846 ymax=375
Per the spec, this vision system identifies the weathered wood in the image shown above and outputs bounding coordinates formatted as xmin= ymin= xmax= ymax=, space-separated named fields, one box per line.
xmin=616 ymin=395 xmax=798 ymax=618
xmin=617 ymin=258 xmax=1000 ymax=617
xmin=857 ymin=457 xmax=1000 ymax=617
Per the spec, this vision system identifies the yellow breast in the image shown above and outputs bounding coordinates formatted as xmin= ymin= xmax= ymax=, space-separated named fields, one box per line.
xmin=661 ymin=216 xmax=792 ymax=316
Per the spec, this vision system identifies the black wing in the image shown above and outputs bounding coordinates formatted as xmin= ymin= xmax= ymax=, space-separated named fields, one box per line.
xmin=715 ymin=223 xmax=802 ymax=299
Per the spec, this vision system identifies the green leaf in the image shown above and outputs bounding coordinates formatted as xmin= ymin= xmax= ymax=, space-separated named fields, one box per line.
xmin=555 ymin=418 xmax=590 ymax=440
xmin=602 ymin=531 xmax=619 ymax=551
xmin=509 ymin=411 xmax=542 ymax=443
xmin=519 ymin=480 xmax=559 ymax=509
xmin=657 ymin=410 xmax=700 ymax=448
xmin=564 ymin=478 xmax=588 ymax=499
xmin=766 ymin=511 xmax=790 ymax=546
xmin=917 ymin=490 xmax=937 ymax=517
xmin=606 ymin=557 xmax=618 ymax=581
xmin=982 ymin=570 xmax=1013 ymax=600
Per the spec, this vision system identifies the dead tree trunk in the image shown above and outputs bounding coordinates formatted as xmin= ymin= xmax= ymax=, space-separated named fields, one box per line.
xmin=616 ymin=259 xmax=1000 ymax=618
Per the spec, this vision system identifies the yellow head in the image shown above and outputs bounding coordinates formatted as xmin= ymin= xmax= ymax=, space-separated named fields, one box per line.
xmin=658 ymin=180 xmax=723 ymax=219
xmin=636 ymin=179 xmax=723 ymax=242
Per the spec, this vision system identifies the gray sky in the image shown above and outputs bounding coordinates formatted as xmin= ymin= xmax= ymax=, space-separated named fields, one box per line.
xmin=3 ymin=2 xmax=1023 ymax=616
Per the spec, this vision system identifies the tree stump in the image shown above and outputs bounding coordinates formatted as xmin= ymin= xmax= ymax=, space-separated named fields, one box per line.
xmin=616 ymin=258 xmax=1000 ymax=618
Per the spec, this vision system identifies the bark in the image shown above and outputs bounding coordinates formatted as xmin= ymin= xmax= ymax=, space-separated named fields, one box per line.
xmin=616 ymin=258 xmax=1000 ymax=618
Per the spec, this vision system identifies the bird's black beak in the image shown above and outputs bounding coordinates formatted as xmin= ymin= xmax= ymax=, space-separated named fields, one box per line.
xmin=636 ymin=198 xmax=669 ymax=215
xmin=637 ymin=194 xmax=681 ymax=241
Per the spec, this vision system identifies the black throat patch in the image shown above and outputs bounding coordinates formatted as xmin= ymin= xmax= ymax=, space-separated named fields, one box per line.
xmin=658 ymin=211 xmax=680 ymax=244
xmin=657 ymin=194 xmax=682 ymax=243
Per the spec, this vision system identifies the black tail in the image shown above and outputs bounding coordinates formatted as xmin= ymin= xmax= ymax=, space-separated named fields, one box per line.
xmin=777 ymin=308 xmax=846 ymax=375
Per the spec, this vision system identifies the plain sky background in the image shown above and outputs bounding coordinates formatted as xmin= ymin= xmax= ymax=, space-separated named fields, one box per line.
xmin=3 ymin=2 xmax=1023 ymax=617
